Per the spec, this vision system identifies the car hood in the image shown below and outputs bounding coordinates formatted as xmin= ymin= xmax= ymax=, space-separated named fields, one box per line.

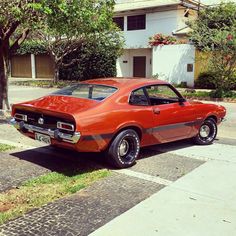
xmin=13 ymin=95 xmax=99 ymax=115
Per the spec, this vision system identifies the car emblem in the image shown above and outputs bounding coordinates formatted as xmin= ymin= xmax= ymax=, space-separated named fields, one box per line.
xmin=38 ymin=118 xmax=44 ymax=125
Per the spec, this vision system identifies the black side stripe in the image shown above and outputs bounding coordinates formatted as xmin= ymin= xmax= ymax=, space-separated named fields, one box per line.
xmin=145 ymin=120 xmax=203 ymax=134
xmin=82 ymin=133 xmax=113 ymax=141
xmin=82 ymin=120 xmax=204 ymax=141
xmin=152 ymin=121 xmax=195 ymax=132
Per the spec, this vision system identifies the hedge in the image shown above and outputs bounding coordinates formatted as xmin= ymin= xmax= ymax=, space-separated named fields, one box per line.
xmin=59 ymin=37 xmax=122 ymax=81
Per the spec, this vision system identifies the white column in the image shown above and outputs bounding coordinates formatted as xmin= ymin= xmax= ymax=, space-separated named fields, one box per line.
xmin=124 ymin=16 xmax=127 ymax=31
xmin=31 ymin=54 xmax=36 ymax=79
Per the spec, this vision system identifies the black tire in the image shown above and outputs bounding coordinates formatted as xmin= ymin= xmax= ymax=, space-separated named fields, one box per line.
xmin=193 ymin=118 xmax=217 ymax=145
xmin=106 ymin=129 xmax=140 ymax=169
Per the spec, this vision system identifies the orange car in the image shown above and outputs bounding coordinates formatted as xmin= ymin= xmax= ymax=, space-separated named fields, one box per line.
xmin=11 ymin=78 xmax=226 ymax=168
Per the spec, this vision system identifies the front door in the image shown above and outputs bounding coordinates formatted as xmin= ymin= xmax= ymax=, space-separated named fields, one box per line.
xmin=133 ymin=56 xmax=146 ymax=77
xmin=145 ymin=84 xmax=196 ymax=143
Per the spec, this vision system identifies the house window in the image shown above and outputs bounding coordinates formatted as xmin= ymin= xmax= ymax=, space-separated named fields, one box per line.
xmin=113 ymin=17 xmax=124 ymax=31
xmin=127 ymin=15 xmax=146 ymax=31
xmin=187 ymin=64 xmax=193 ymax=72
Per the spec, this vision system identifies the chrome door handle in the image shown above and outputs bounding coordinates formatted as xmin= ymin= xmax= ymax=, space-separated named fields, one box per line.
xmin=153 ymin=108 xmax=160 ymax=115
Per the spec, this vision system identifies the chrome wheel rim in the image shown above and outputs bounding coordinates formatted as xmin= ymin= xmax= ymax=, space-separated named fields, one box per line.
xmin=200 ymin=125 xmax=211 ymax=138
xmin=119 ymin=139 xmax=129 ymax=157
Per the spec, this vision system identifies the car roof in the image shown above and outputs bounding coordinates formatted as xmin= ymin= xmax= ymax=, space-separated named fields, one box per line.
xmin=82 ymin=77 xmax=169 ymax=90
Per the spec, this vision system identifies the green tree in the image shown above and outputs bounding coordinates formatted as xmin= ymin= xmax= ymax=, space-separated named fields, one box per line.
xmin=189 ymin=2 xmax=236 ymax=97
xmin=37 ymin=0 xmax=121 ymax=82
xmin=0 ymin=0 xmax=121 ymax=109
xmin=59 ymin=33 xmax=123 ymax=81
xmin=0 ymin=0 xmax=41 ymax=109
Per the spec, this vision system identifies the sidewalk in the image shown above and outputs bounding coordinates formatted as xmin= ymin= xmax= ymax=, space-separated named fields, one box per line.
xmin=90 ymin=142 xmax=236 ymax=236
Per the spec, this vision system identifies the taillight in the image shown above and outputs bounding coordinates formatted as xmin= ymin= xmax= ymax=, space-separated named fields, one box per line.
xmin=57 ymin=122 xmax=74 ymax=131
xmin=14 ymin=113 xmax=27 ymax=122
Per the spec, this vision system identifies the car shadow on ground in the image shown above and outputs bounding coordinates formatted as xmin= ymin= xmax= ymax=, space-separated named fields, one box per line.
xmin=10 ymin=146 xmax=108 ymax=177
xmin=9 ymin=139 xmax=199 ymax=175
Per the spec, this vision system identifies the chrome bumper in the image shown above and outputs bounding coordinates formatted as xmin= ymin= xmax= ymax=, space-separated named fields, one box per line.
xmin=10 ymin=118 xmax=81 ymax=144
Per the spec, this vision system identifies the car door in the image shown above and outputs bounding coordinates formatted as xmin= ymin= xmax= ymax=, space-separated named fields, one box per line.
xmin=145 ymin=84 xmax=196 ymax=143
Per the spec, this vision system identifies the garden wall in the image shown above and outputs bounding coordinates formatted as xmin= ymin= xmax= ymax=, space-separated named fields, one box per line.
xmin=152 ymin=44 xmax=195 ymax=87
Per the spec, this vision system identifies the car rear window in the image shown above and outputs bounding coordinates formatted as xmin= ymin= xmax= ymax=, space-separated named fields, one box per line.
xmin=52 ymin=84 xmax=118 ymax=101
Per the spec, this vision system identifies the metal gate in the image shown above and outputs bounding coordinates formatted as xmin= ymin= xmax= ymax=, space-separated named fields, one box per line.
xmin=11 ymin=55 xmax=32 ymax=78
xmin=35 ymin=54 xmax=54 ymax=78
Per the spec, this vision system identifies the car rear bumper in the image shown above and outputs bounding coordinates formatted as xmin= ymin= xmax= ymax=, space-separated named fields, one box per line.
xmin=10 ymin=118 xmax=81 ymax=144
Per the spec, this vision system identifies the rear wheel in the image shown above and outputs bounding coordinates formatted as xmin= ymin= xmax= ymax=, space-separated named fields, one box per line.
xmin=106 ymin=129 xmax=140 ymax=168
xmin=193 ymin=118 xmax=217 ymax=145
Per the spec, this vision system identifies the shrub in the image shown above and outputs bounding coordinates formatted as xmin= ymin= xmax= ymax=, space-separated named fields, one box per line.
xmin=195 ymin=72 xmax=216 ymax=89
xmin=149 ymin=33 xmax=177 ymax=47
xmin=59 ymin=36 xmax=122 ymax=81
xmin=188 ymin=2 xmax=236 ymax=96
xmin=15 ymin=40 xmax=48 ymax=55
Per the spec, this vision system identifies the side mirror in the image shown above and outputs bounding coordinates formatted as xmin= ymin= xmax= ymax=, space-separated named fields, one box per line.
xmin=178 ymin=97 xmax=186 ymax=104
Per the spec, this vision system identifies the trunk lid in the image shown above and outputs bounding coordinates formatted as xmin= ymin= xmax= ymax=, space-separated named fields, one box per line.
xmin=13 ymin=95 xmax=99 ymax=116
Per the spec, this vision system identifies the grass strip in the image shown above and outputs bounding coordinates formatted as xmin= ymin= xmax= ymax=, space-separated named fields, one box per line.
xmin=0 ymin=169 xmax=110 ymax=225
xmin=0 ymin=143 xmax=15 ymax=152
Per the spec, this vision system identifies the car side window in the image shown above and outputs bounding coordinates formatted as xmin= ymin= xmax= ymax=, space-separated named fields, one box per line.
xmin=145 ymin=85 xmax=180 ymax=106
xmin=129 ymin=88 xmax=149 ymax=106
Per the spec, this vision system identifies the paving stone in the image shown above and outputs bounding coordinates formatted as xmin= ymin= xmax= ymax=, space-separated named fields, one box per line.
xmin=133 ymin=149 xmax=205 ymax=181
xmin=0 ymin=147 xmax=104 ymax=192
xmin=0 ymin=173 xmax=163 ymax=236
xmin=0 ymin=152 xmax=49 ymax=192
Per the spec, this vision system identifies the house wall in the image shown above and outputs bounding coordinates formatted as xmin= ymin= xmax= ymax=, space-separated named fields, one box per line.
xmin=152 ymin=44 xmax=195 ymax=87
xmin=120 ymin=10 xmax=179 ymax=49
xmin=115 ymin=6 xmax=197 ymax=78
xmin=116 ymin=4 xmax=197 ymax=49
xmin=117 ymin=48 xmax=152 ymax=78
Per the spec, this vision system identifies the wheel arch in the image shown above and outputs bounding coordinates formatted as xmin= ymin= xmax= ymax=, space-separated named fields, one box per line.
xmin=109 ymin=124 xmax=143 ymax=145
xmin=205 ymin=114 xmax=218 ymax=123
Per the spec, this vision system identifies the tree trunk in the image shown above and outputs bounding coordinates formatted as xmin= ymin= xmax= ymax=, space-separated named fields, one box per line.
xmin=0 ymin=50 xmax=10 ymax=110
xmin=54 ymin=64 xmax=60 ymax=83
xmin=0 ymin=52 xmax=5 ymax=110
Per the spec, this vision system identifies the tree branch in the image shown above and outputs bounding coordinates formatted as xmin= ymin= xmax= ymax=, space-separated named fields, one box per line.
xmin=61 ymin=58 xmax=80 ymax=68
xmin=9 ymin=28 xmax=30 ymax=54
xmin=4 ymin=21 xmax=20 ymax=40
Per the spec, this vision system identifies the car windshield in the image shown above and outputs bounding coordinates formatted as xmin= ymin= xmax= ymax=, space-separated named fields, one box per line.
xmin=52 ymin=83 xmax=118 ymax=101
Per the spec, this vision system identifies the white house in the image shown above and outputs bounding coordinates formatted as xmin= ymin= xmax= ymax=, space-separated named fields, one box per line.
xmin=114 ymin=0 xmax=203 ymax=87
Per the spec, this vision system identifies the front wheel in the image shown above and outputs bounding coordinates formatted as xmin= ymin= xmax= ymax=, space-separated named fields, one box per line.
xmin=193 ymin=118 xmax=217 ymax=145
xmin=106 ymin=129 xmax=140 ymax=169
